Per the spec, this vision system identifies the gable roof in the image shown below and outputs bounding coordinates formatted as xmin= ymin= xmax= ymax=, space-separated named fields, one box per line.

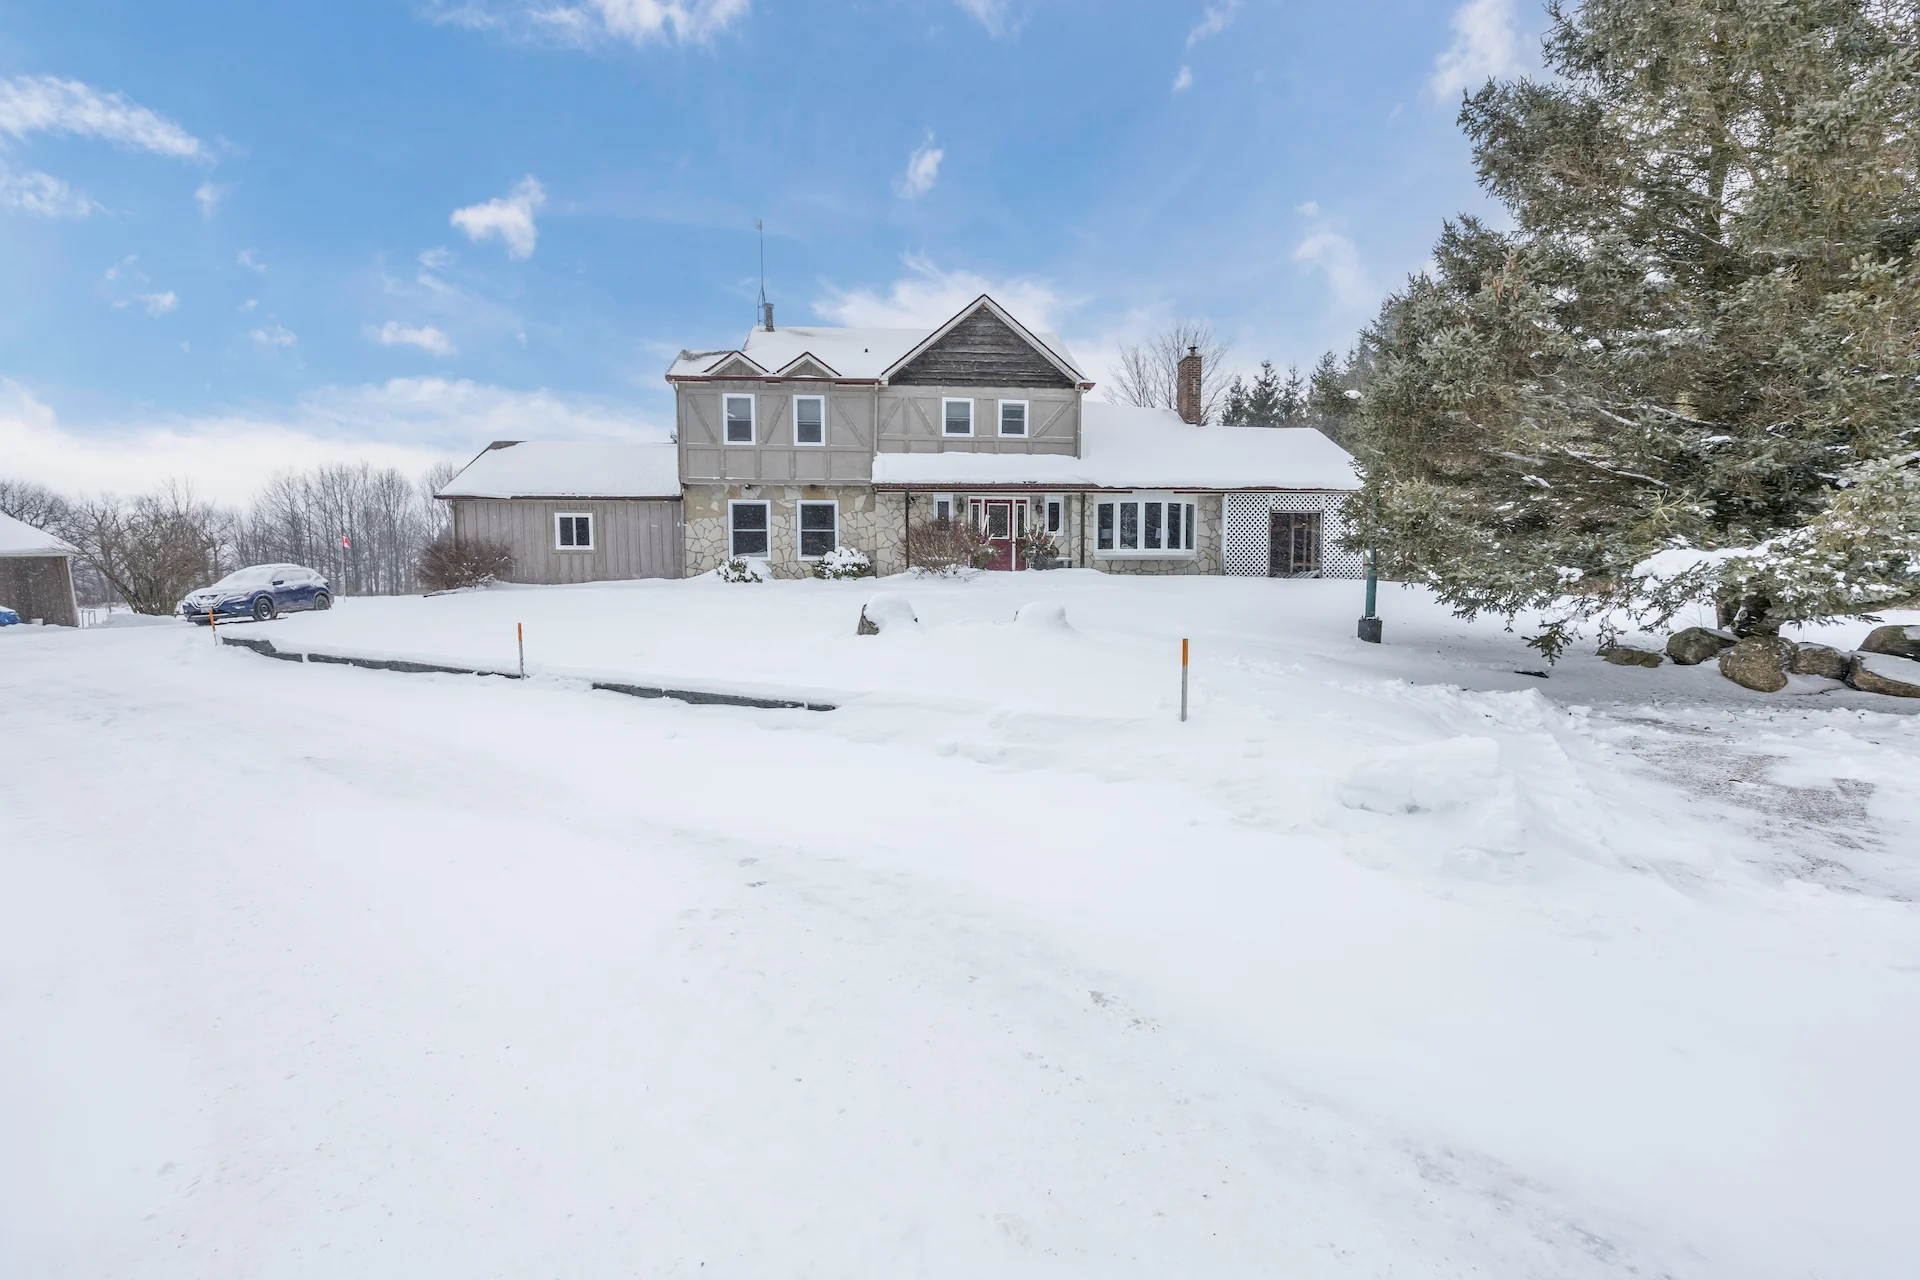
xmin=0 ymin=510 xmax=78 ymax=557
xmin=881 ymin=295 xmax=1088 ymax=387
xmin=871 ymin=403 xmax=1362 ymax=491
xmin=663 ymin=295 xmax=1086 ymax=386
xmin=436 ymin=440 xmax=681 ymax=500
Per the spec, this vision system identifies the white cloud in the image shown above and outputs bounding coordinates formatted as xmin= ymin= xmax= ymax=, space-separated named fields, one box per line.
xmin=1186 ymin=0 xmax=1241 ymax=47
xmin=194 ymin=180 xmax=232 ymax=217
xmin=0 ymin=161 xmax=96 ymax=217
xmin=436 ymin=0 xmax=749 ymax=48
xmin=895 ymin=134 xmax=943 ymax=200
xmin=1429 ymin=0 xmax=1525 ymax=99
xmin=136 ymin=291 xmax=178 ymax=317
xmin=1293 ymin=227 xmax=1376 ymax=317
xmin=419 ymin=246 xmax=454 ymax=271
xmin=955 ymin=0 xmax=1019 ymax=37
xmin=451 ymin=175 xmax=545 ymax=259
xmin=239 ymin=298 xmax=257 ymax=313
xmin=1294 ymin=200 xmax=1319 ymax=217
xmin=371 ymin=321 xmax=457 ymax=357
xmin=0 ymin=375 xmax=667 ymax=503
xmin=814 ymin=253 xmax=1063 ymax=331
xmin=250 ymin=323 xmax=297 ymax=349
xmin=1171 ymin=65 xmax=1193 ymax=93
xmin=0 ymin=75 xmax=206 ymax=158
xmin=237 ymin=248 xmax=266 ymax=273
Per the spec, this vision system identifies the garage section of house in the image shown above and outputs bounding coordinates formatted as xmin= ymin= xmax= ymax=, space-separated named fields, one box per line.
xmin=0 ymin=510 xmax=81 ymax=627
xmin=436 ymin=441 xmax=685 ymax=585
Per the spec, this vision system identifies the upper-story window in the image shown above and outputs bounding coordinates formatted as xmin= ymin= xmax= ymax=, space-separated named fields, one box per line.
xmin=942 ymin=398 xmax=974 ymax=436
xmin=793 ymin=395 xmax=826 ymax=446
xmin=998 ymin=400 xmax=1028 ymax=436
xmin=724 ymin=394 xmax=756 ymax=444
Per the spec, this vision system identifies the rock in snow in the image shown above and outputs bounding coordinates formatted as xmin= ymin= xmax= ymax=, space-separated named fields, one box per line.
xmin=1848 ymin=651 xmax=1920 ymax=698
xmin=1859 ymin=624 xmax=1920 ymax=660
xmin=1788 ymin=643 xmax=1851 ymax=681
xmin=1601 ymin=645 xmax=1663 ymax=668
xmin=1718 ymin=636 xmax=1797 ymax=692
xmin=1665 ymin=626 xmax=1737 ymax=665
xmin=856 ymin=593 xmax=919 ymax=635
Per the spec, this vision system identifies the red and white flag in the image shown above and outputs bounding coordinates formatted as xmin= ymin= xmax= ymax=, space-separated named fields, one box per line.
xmin=340 ymin=534 xmax=351 ymax=549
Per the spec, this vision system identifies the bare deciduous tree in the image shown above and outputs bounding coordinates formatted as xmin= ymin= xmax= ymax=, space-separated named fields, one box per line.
xmin=1105 ymin=321 xmax=1233 ymax=424
xmin=0 ymin=478 xmax=73 ymax=531
xmin=64 ymin=482 xmax=231 ymax=615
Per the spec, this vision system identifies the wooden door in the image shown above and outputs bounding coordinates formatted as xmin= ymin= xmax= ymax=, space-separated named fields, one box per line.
xmin=1268 ymin=511 xmax=1321 ymax=577
xmin=983 ymin=501 xmax=1015 ymax=571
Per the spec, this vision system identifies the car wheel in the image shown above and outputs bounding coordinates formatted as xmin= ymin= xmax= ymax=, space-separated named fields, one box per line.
xmin=312 ymin=592 xmax=332 ymax=611
xmin=252 ymin=596 xmax=276 ymax=622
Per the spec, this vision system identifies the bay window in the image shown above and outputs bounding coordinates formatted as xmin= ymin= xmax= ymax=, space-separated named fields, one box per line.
xmin=1093 ymin=496 xmax=1197 ymax=558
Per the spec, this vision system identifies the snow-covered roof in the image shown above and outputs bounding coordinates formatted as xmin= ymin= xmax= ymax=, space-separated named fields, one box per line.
xmin=871 ymin=403 xmax=1362 ymax=491
xmin=665 ymin=298 xmax=1084 ymax=384
xmin=0 ymin=510 xmax=78 ymax=557
xmin=437 ymin=441 xmax=681 ymax=500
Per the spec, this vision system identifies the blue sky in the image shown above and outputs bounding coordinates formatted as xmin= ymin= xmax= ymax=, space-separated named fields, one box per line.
xmin=0 ymin=0 xmax=1534 ymax=497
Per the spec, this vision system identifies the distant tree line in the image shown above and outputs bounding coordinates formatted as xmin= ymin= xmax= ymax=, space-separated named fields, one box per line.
xmin=0 ymin=461 xmax=458 ymax=615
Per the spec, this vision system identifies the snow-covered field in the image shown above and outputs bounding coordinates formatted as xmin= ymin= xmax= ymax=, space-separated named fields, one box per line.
xmin=4 ymin=572 xmax=1918 ymax=1278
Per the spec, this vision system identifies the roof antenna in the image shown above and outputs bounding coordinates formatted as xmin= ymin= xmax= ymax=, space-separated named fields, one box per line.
xmin=755 ymin=218 xmax=773 ymax=331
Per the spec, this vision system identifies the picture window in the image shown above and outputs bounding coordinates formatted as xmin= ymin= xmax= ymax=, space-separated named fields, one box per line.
xmin=1093 ymin=497 xmax=1197 ymax=559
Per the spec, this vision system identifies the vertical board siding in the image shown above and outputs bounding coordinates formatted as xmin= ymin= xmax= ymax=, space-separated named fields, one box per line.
xmin=452 ymin=499 xmax=682 ymax=584
xmin=0 ymin=556 xmax=79 ymax=626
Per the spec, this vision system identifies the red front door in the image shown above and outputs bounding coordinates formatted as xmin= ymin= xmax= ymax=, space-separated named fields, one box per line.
xmin=983 ymin=500 xmax=1014 ymax=571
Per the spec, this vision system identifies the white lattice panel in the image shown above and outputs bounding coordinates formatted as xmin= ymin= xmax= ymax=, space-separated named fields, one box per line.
xmin=1223 ymin=493 xmax=1364 ymax=578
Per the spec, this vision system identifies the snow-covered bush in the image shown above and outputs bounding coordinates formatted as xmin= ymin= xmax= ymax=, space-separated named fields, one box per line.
xmin=417 ymin=532 xmax=512 ymax=592
xmin=717 ymin=556 xmax=763 ymax=584
xmin=812 ymin=546 xmax=873 ymax=580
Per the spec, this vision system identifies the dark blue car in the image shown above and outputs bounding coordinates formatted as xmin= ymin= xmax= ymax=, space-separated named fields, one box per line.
xmin=178 ymin=564 xmax=333 ymax=624
xmin=0 ymin=605 xmax=20 ymax=626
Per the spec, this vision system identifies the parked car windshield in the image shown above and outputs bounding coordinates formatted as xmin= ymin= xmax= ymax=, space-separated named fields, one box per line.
xmin=207 ymin=565 xmax=285 ymax=591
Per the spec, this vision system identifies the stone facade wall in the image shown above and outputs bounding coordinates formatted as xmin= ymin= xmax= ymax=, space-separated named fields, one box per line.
xmin=684 ymin=484 xmax=906 ymax=579
xmin=1084 ymin=494 xmax=1223 ymax=576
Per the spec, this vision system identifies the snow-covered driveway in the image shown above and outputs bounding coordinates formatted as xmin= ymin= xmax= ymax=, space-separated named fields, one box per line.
xmin=3 ymin=577 xmax=1917 ymax=1278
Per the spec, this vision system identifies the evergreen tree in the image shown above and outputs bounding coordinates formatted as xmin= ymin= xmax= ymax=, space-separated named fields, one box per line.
xmin=1221 ymin=375 xmax=1251 ymax=426
xmin=1243 ymin=361 xmax=1285 ymax=426
xmin=1344 ymin=0 xmax=1920 ymax=655
xmin=1305 ymin=350 xmax=1358 ymax=446
xmin=1276 ymin=364 xmax=1308 ymax=424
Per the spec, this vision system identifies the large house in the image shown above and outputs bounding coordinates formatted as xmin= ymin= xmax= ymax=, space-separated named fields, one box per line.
xmin=437 ymin=295 xmax=1362 ymax=582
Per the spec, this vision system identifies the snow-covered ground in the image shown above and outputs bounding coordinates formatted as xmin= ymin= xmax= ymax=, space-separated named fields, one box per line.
xmin=3 ymin=572 xmax=1917 ymax=1278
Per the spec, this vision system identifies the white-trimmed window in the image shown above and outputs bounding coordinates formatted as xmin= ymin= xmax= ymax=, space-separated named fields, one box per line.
xmin=555 ymin=512 xmax=594 ymax=550
xmin=724 ymin=394 xmax=756 ymax=444
xmin=1043 ymin=496 xmax=1064 ymax=536
xmin=797 ymin=501 xmax=838 ymax=559
xmin=793 ymin=394 xmax=826 ymax=446
xmin=729 ymin=500 xmax=769 ymax=557
xmin=998 ymin=399 xmax=1028 ymax=437
xmin=942 ymin=397 xmax=974 ymax=436
xmin=932 ymin=494 xmax=955 ymax=525
xmin=1094 ymin=496 xmax=1196 ymax=557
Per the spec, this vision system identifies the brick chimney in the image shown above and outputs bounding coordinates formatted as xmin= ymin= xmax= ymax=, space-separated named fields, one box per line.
xmin=1176 ymin=346 xmax=1202 ymax=424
